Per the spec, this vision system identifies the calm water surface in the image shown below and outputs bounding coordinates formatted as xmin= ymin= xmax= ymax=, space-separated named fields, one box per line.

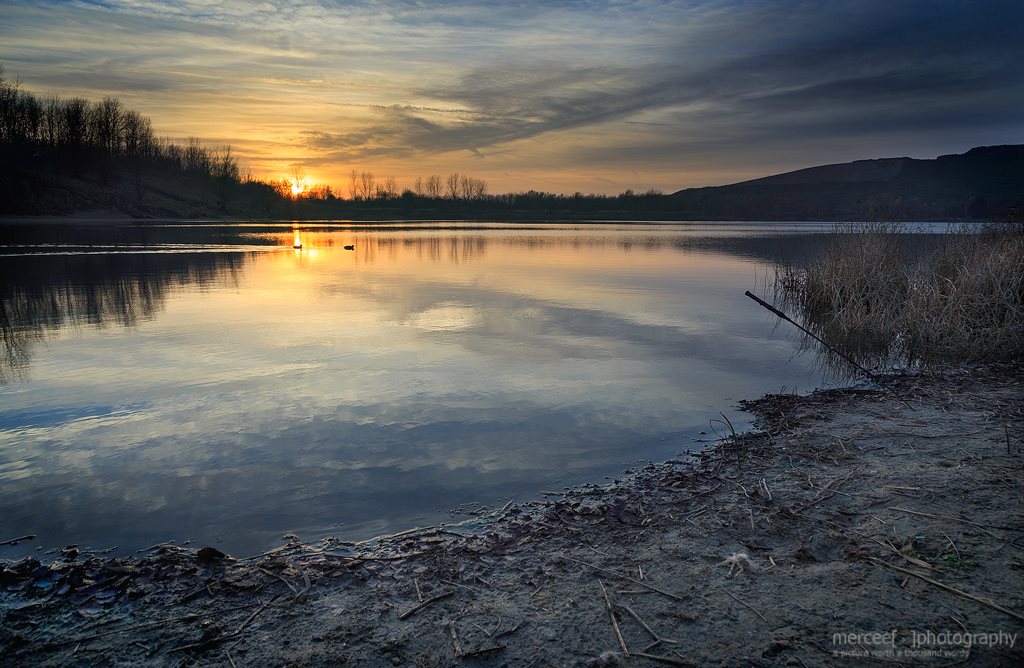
xmin=0 ymin=222 xmax=930 ymax=555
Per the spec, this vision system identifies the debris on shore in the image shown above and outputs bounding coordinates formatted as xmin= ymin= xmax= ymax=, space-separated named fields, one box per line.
xmin=2 ymin=364 xmax=1022 ymax=666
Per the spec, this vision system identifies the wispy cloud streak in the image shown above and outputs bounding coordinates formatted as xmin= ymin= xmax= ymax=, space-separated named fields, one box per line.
xmin=2 ymin=0 xmax=1021 ymax=191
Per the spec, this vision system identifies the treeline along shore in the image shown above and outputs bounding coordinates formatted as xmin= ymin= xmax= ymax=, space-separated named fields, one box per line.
xmin=3 ymin=66 xmax=1023 ymax=222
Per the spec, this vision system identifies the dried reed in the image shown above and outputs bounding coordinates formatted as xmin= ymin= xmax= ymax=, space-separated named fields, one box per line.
xmin=773 ymin=222 xmax=1022 ymax=370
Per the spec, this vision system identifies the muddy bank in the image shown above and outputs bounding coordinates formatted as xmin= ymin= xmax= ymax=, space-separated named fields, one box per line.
xmin=2 ymin=364 xmax=1022 ymax=666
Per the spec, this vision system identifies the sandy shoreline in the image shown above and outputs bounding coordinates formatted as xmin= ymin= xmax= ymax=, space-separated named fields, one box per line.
xmin=2 ymin=364 xmax=1022 ymax=666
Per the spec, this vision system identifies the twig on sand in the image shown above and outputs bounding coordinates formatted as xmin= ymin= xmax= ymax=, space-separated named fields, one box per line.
xmin=722 ymin=589 xmax=767 ymax=622
xmin=564 ymin=556 xmax=683 ymax=600
xmin=621 ymin=604 xmax=677 ymax=645
xmin=632 ymin=651 xmax=694 ymax=666
xmin=137 ymin=541 xmax=179 ymax=554
xmin=399 ymin=590 xmax=455 ymax=620
xmin=232 ymin=595 xmax=279 ymax=637
xmin=174 ymin=577 xmax=220 ymax=604
xmin=942 ymin=533 xmax=961 ymax=560
xmin=459 ymin=644 xmax=507 ymax=659
xmin=169 ymin=594 xmax=280 ymax=651
xmin=867 ymin=537 xmax=933 ymax=571
xmin=169 ymin=596 xmax=280 ymax=655
xmin=494 ymin=621 xmax=525 ymax=639
xmin=257 ymin=567 xmax=299 ymax=594
xmin=887 ymin=507 xmax=1005 ymax=538
xmin=598 ymin=579 xmax=629 ymax=657
xmin=58 ymin=603 xmax=257 ymax=646
xmin=866 ymin=557 xmax=1024 ymax=622
xmin=324 ymin=549 xmax=435 ymax=564
xmin=493 ymin=499 xmax=515 ymax=516
xmin=0 ymin=534 xmax=35 ymax=546
xmin=448 ymin=620 xmax=464 ymax=656
xmin=786 ymin=473 xmax=854 ymax=514
xmin=290 ymin=561 xmax=312 ymax=601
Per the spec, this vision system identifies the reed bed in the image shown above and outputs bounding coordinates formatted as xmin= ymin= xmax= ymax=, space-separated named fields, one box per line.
xmin=774 ymin=222 xmax=1023 ymax=370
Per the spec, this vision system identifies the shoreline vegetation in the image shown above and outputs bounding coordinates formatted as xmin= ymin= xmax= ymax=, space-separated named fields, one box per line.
xmin=1 ymin=364 xmax=1021 ymax=666
xmin=773 ymin=222 xmax=1023 ymax=373
xmin=3 ymin=66 xmax=1023 ymax=222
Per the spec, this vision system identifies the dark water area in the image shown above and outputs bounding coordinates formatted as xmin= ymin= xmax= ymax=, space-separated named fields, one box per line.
xmin=0 ymin=221 xmax=949 ymax=557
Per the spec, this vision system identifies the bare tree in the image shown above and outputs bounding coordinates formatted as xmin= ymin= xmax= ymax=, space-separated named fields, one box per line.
xmin=359 ymin=171 xmax=375 ymax=200
xmin=182 ymin=137 xmax=210 ymax=174
xmin=60 ymin=98 xmax=89 ymax=151
xmin=469 ymin=176 xmax=488 ymax=199
xmin=413 ymin=176 xmax=423 ymax=196
xmin=90 ymin=97 xmax=124 ymax=153
xmin=446 ymin=172 xmax=460 ymax=199
xmin=210 ymin=146 xmax=240 ymax=210
xmin=121 ymin=109 xmax=153 ymax=157
xmin=307 ymin=184 xmax=334 ymax=200
xmin=349 ymin=169 xmax=359 ymax=200
xmin=41 ymin=95 xmax=61 ymax=147
xmin=425 ymin=174 xmax=442 ymax=198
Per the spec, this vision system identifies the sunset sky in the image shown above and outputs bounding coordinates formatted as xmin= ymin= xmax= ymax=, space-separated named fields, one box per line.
xmin=2 ymin=0 xmax=1022 ymax=194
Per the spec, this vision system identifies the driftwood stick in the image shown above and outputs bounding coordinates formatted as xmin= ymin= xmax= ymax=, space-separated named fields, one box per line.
xmin=866 ymin=537 xmax=933 ymax=571
xmin=744 ymin=291 xmax=875 ymax=378
xmin=291 ymin=561 xmax=312 ymax=601
xmin=0 ymin=534 xmax=35 ymax=546
xmin=744 ymin=291 xmax=913 ymax=410
xmin=448 ymin=620 xmax=464 ymax=656
xmin=459 ymin=644 xmax=506 ymax=659
xmin=621 ymin=604 xmax=677 ymax=644
xmin=257 ymin=567 xmax=299 ymax=594
xmin=632 ymin=651 xmax=694 ymax=666
xmin=598 ymin=579 xmax=630 ymax=657
xmin=565 ymin=556 xmax=683 ymax=601
xmin=942 ymin=532 xmax=961 ymax=560
xmin=175 ymin=577 xmax=223 ymax=604
xmin=323 ymin=549 xmax=436 ymax=563
xmin=866 ymin=558 xmax=1024 ymax=622
xmin=170 ymin=597 xmax=280 ymax=655
xmin=232 ymin=595 xmax=279 ymax=636
xmin=887 ymin=506 xmax=1006 ymax=534
xmin=722 ymin=589 xmax=767 ymax=622
xmin=399 ymin=590 xmax=454 ymax=620
xmin=59 ymin=602 xmax=257 ymax=645
xmin=494 ymin=621 xmax=524 ymax=639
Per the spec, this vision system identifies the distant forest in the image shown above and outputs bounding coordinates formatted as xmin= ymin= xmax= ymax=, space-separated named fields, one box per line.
xmin=2 ymin=66 xmax=1021 ymax=221
xmin=0 ymin=67 xmax=665 ymax=219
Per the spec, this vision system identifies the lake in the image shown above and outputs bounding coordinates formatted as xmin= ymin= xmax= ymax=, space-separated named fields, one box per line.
xmin=0 ymin=221 xmax=939 ymax=556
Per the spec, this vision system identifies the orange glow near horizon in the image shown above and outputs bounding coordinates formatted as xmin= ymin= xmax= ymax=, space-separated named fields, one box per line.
xmin=289 ymin=176 xmax=309 ymax=197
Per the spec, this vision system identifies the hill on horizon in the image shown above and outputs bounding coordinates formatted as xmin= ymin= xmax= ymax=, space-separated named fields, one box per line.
xmin=669 ymin=145 xmax=1024 ymax=221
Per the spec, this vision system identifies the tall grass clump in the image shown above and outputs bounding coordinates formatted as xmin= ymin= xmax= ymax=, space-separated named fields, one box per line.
xmin=774 ymin=222 xmax=1023 ymax=371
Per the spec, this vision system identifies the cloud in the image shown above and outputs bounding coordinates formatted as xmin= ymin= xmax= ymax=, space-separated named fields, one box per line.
xmin=305 ymin=0 xmax=1024 ymax=165
xmin=2 ymin=0 xmax=1022 ymax=191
